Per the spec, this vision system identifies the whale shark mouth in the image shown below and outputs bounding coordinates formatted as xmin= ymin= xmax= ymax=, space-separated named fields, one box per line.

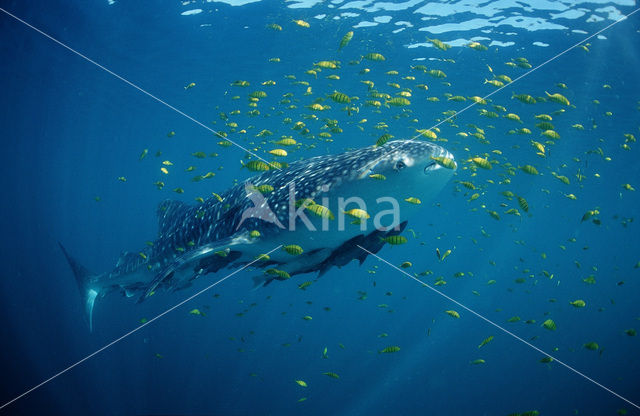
xmin=424 ymin=160 xmax=438 ymax=173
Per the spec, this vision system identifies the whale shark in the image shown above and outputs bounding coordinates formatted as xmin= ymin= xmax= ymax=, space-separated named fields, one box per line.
xmin=60 ymin=140 xmax=455 ymax=330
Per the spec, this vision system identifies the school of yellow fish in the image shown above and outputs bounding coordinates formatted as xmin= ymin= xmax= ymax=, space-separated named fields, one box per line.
xmin=115 ymin=20 xmax=638 ymax=411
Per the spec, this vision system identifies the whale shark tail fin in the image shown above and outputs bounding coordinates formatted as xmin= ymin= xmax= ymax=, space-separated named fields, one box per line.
xmin=58 ymin=243 xmax=100 ymax=332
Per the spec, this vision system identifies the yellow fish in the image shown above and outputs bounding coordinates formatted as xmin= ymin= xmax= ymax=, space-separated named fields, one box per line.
xmin=293 ymin=19 xmax=310 ymax=28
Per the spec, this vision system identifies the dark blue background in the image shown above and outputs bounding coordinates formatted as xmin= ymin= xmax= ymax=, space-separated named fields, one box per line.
xmin=1 ymin=1 xmax=639 ymax=414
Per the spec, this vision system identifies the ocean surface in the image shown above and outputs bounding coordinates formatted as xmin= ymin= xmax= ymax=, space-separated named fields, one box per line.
xmin=1 ymin=0 xmax=639 ymax=415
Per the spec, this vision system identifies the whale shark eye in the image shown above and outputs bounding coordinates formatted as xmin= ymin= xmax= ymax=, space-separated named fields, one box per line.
xmin=395 ymin=160 xmax=406 ymax=170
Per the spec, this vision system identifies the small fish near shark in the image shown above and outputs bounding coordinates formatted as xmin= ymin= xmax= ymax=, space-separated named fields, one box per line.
xmin=60 ymin=140 xmax=455 ymax=330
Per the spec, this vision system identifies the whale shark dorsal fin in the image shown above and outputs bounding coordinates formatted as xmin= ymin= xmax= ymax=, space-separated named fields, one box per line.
xmin=116 ymin=251 xmax=139 ymax=268
xmin=157 ymin=199 xmax=190 ymax=234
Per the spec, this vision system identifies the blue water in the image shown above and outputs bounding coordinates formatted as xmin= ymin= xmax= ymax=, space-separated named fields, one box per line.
xmin=1 ymin=0 xmax=639 ymax=415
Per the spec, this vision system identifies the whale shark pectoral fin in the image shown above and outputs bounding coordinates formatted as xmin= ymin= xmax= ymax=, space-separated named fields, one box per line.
xmin=138 ymin=231 xmax=254 ymax=302
xmin=251 ymin=274 xmax=274 ymax=290
xmin=314 ymin=221 xmax=409 ymax=277
xmin=356 ymin=220 xmax=408 ymax=264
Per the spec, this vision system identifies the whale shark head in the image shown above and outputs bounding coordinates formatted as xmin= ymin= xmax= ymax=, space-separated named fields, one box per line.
xmin=321 ymin=139 xmax=456 ymax=230
xmin=355 ymin=140 xmax=456 ymax=202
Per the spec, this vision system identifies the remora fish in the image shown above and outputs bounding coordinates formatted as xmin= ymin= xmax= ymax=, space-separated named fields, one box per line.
xmin=60 ymin=140 xmax=455 ymax=330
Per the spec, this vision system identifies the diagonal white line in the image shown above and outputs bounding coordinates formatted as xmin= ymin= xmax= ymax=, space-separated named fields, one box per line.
xmin=0 ymin=245 xmax=282 ymax=411
xmin=2 ymin=1 xmax=639 ymax=412
xmin=357 ymin=245 xmax=640 ymax=410
xmin=0 ymin=7 xmax=281 ymax=170
xmin=407 ymin=7 xmax=640 ymax=142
